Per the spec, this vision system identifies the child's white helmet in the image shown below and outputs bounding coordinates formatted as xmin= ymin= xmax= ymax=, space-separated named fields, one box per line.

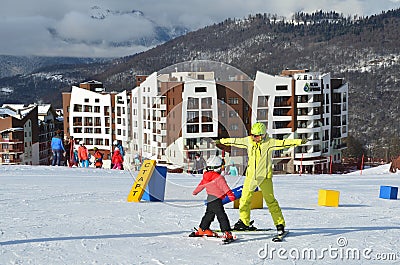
xmin=206 ymin=156 xmax=223 ymax=172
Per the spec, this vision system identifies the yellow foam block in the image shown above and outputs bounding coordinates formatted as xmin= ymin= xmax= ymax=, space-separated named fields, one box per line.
xmin=318 ymin=189 xmax=340 ymax=207
xmin=127 ymin=160 xmax=156 ymax=202
xmin=234 ymin=190 xmax=263 ymax=209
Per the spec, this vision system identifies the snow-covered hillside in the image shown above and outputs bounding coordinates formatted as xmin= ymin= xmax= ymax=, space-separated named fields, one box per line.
xmin=1 ymin=164 xmax=399 ymax=264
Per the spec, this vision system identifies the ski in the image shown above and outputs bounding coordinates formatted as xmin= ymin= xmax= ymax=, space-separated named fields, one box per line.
xmin=230 ymin=228 xmax=272 ymax=232
xmin=221 ymin=237 xmax=237 ymax=244
xmin=188 ymin=229 xmax=237 ymax=244
xmin=272 ymin=230 xmax=289 ymax=242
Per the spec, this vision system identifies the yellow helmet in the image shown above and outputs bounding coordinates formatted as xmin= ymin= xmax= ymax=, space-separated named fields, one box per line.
xmin=251 ymin=122 xmax=266 ymax=135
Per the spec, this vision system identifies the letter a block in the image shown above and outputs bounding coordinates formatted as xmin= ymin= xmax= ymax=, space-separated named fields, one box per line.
xmin=379 ymin=186 xmax=398 ymax=200
xmin=318 ymin=189 xmax=340 ymax=207
xmin=127 ymin=160 xmax=156 ymax=202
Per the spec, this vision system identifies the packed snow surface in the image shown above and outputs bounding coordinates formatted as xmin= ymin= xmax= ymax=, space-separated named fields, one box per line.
xmin=1 ymin=164 xmax=399 ymax=264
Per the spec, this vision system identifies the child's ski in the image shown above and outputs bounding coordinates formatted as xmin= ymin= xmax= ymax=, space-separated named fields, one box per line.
xmin=188 ymin=229 xmax=237 ymax=244
xmin=272 ymin=230 xmax=289 ymax=242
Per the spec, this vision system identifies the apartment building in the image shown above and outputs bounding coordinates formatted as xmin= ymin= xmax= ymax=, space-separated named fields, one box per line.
xmin=0 ymin=104 xmax=39 ymax=165
xmin=253 ymin=69 xmax=348 ymax=173
xmin=131 ymin=61 xmax=253 ymax=172
xmin=62 ymin=80 xmax=131 ymax=164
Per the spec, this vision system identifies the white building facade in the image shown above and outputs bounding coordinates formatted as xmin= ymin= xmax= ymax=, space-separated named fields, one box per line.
xmin=253 ymin=70 xmax=348 ymax=173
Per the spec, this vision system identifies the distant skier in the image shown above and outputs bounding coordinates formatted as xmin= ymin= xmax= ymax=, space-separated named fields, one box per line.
xmin=112 ymin=147 xmax=123 ymax=170
xmin=78 ymin=141 xmax=89 ymax=168
xmin=193 ymin=153 xmax=207 ymax=174
xmin=51 ymin=130 xmax=65 ymax=166
xmin=215 ymin=122 xmax=307 ymax=236
xmin=113 ymin=140 xmax=125 ymax=169
xmin=190 ymin=156 xmax=235 ymax=241
xmin=93 ymin=147 xmax=103 ymax=168
xmin=227 ymin=162 xmax=239 ymax=176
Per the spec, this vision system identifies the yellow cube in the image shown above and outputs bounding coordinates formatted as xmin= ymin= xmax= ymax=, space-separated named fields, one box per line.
xmin=234 ymin=190 xmax=263 ymax=209
xmin=318 ymin=189 xmax=340 ymax=207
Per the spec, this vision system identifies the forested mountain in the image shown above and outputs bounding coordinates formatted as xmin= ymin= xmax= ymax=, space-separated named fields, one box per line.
xmin=1 ymin=9 xmax=400 ymax=158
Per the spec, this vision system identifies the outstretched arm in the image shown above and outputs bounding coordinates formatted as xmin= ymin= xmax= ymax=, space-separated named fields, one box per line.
xmin=271 ymin=138 xmax=305 ymax=151
xmin=219 ymin=137 xmax=249 ymax=149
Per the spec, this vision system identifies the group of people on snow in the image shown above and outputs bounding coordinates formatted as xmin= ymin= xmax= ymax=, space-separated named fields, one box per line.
xmin=191 ymin=122 xmax=308 ymax=240
xmin=50 ymin=133 xmax=125 ymax=170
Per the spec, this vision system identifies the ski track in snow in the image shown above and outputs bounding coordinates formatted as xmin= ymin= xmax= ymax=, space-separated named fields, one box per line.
xmin=0 ymin=164 xmax=399 ymax=264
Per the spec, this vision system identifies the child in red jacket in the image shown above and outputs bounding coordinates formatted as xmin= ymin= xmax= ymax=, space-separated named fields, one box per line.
xmin=191 ymin=156 xmax=235 ymax=240
xmin=112 ymin=147 xmax=123 ymax=170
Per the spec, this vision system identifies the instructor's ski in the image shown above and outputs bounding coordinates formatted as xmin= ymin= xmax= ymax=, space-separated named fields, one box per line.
xmin=272 ymin=230 xmax=289 ymax=242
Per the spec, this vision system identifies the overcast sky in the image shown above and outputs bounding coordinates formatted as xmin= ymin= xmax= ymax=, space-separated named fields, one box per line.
xmin=1 ymin=0 xmax=399 ymax=58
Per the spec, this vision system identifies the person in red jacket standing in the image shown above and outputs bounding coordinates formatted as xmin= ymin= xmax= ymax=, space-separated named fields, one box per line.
xmin=190 ymin=156 xmax=235 ymax=241
xmin=112 ymin=147 xmax=123 ymax=170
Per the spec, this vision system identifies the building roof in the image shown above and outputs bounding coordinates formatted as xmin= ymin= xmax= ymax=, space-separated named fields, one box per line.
xmin=36 ymin=104 xmax=52 ymax=115
xmin=0 ymin=107 xmax=16 ymax=117
xmin=0 ymin=127 xmax=24 ymax=134
xmin=0 ymin=104 xmax=37 ymax=119
xmin=158 ymin=60 xmax=252 ymax=82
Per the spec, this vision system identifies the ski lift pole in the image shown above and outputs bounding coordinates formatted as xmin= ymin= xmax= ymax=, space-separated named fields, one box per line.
xmin=299 ymin=153 xmax=303 ymax=176
xmin=360 ymin=153 xmax=364 ymax=175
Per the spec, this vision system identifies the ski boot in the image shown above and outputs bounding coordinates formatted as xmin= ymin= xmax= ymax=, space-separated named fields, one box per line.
xmin=189 ymin=227 xmax=218 ymax=237
xmin=222 ymin=231 xmax=235 ymax=243
xmin=276 ymin=224 xmax=285 ymax=236
xmin=233 ymin=219 xmax=257 ymax=231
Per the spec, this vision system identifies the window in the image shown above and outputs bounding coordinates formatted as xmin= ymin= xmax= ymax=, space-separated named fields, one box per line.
xmin=187 ymin=97 xmax=199 ymax=109
xmin=187 ymin=124 xmax=199 ymax=133
xmin=229 ymin=124 xmax=239 ymax=131
xmin=2 ymin=132 xmax=9 ymax=139
xmin=187 ymin=111 xmax=199 ymax=123
xmin=73 ymin=104 xmax=83 ymax=112
xmin=257 ymin=109 xmax=268 ymax=120
xmin=195 ymin=87 xmax=207 ymax=93
xmin=84 ymin=98 xmax=89 ymax=103
xmin=84 ymin=128 xmax=93 ymax=133
xmin=201 ymin=97 xmax=212 ymax=109
xmin=228 ymin=98 xmax=239 ymax=104
xmin=258 ymin=96 xmax=269 ymax=107
xmin=202 ymin=124 xmax=213 ymax=132
xmin=84 ymin=117 xmax=93 ymax=126
xmin=276 ymin=85 xmax=288 ymax=91
xmin=202 ymin=111 xmax=213 ymax=122
xmin=229 ymin=110 xmax=238 ymax=117
xmin=95 ymin=98 xmax=99 ymax=103
xmin=84 ymin=105 xmax=92 ymax=112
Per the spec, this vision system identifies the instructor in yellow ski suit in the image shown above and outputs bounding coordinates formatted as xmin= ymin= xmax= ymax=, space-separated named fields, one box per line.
xmin=216 ymin=122 xmax=307 ymax=234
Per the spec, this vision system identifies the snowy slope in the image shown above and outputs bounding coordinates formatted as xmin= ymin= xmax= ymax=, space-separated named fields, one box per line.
xmin=0 ymin=165 xmax=399 ymax=264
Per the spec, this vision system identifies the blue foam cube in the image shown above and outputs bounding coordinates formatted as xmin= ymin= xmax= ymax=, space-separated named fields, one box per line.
xmin=142 ymin=166 xmax=167 ymax=202
xmin=379 ymin=186 xmax=398 ymax=200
